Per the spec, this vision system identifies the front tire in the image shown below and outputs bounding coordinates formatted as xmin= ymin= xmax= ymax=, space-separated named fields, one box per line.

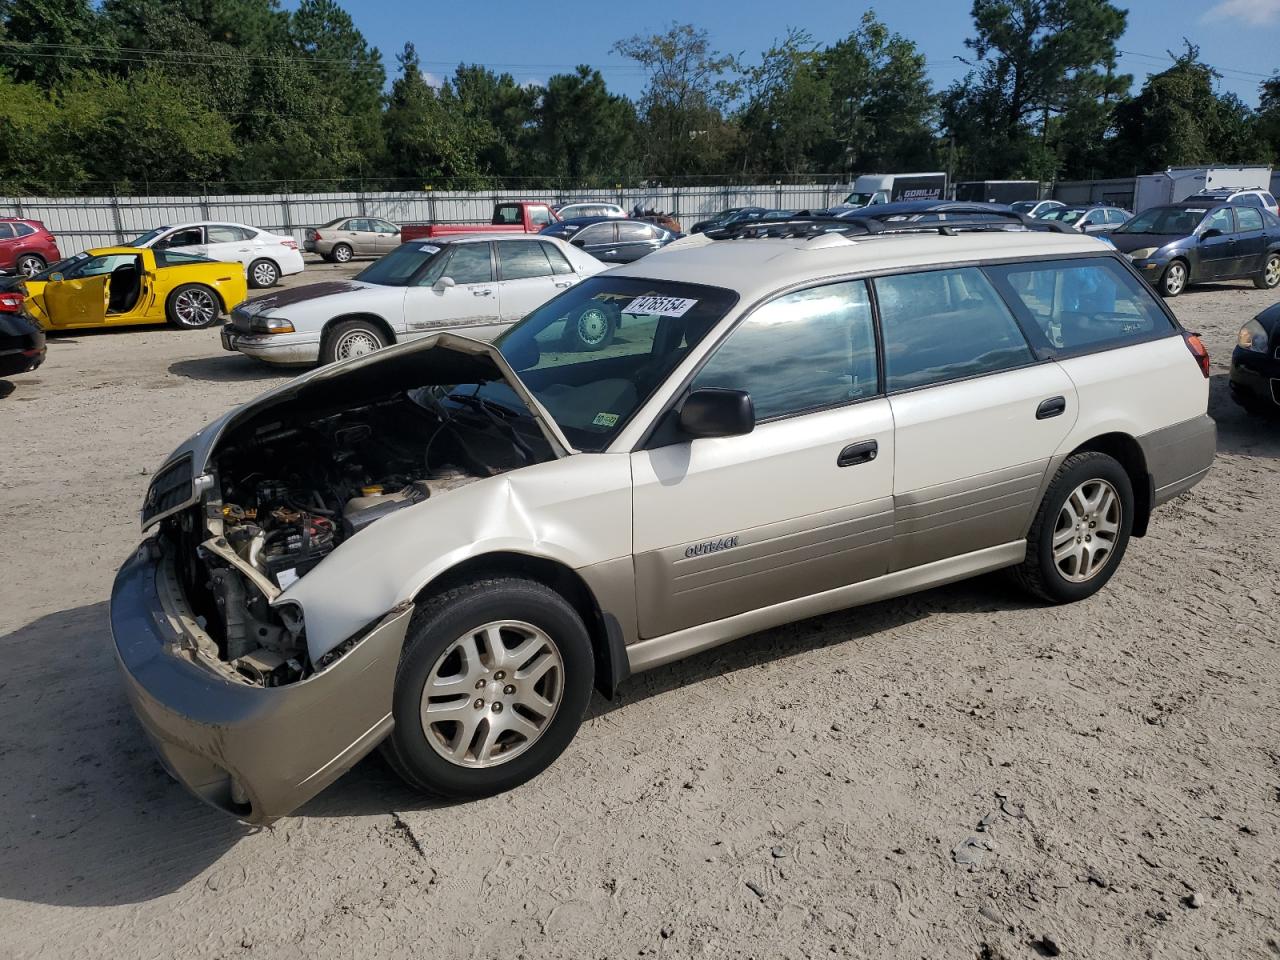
xmin=16 ymin=254 xmax=45 ymax=278
xmin=381 ymin=577 xmax=594 ymax=800
xmin=320 ymin=318 xmax=386 ymax=364
xmin=248 ymin=259 xmax=280 ymax=288
xmin=1014 ymin=452 xmax=1134 ymax=604
xmin=331 ymin=243 xmax=354 ymax=264
xmin=165 ymin=283 xmax=221 ymax=329
xmin=1159 ymin=260 xmax=1188 ymax=297
xmin=1254 ymin=253 xmax=1280 ymax=290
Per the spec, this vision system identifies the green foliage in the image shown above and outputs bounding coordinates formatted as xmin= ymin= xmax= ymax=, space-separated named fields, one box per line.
xmin=537 ymin=66 xmax=641 ymax=183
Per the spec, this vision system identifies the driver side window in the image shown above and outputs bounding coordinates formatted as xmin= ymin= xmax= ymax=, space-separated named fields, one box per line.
xmin=1203 ymin=207 xmax=1235 ymax=234
xmin=692 ymin=280 xmax=879 ymax=421
xmin=441 ymin=243 xmax=493 ymax=284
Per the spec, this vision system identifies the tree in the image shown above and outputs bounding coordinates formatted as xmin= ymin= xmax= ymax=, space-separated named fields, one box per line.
xmin=383 ymin=42 xmax=484 ymax=186
xmin=536 ymin=66 xmax=640 ymax=182
xmin=612 ymin=23 xmax=740 ymax=177
xmin=445 ymin=64 xmax=539 ymax=177
xmin=735 ymin=30 xmax=831 ymax=176
xmin=1258 ymin=73 xmax=1280 ymax=163
xmin=0 ymin=0 xmax=101 ymax=85
xmin=943 ymin=0 xmax=1128 ymax=180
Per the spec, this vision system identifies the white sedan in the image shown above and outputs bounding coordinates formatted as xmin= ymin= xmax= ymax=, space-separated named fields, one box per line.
xmin=127 ymin=221 xmax=305 ymax=288
xmin=222 ymin=234 xmax=604 ymax=366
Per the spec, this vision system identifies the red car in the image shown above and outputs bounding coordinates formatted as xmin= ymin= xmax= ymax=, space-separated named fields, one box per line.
xmin=0 ymin=218 xmax=62 ymax=278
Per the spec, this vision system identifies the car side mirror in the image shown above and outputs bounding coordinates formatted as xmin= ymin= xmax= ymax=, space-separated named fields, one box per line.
xmin=1200 ymin=228 xmax=1222 ymax=240
xmin=433 ymin=276 xmax=456 ymax=292
xmin=570 ymin=235 xmax=587 ymax=247
xmin=679 ymin=388 xmax=754 ymax=439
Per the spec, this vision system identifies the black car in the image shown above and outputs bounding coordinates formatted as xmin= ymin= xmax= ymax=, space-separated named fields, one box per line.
xmin=540 ymin=216 xmax=678 ymax=263
xmin=1107 ymin=203 xmax=1280 ymax=297
xmin=690 ymin=207 xmax=746 ymax=233
xmin=1230 ymin=302 xmax=1280 ymax=416
xmin=0 ymin=300 xmax=46 ymax=378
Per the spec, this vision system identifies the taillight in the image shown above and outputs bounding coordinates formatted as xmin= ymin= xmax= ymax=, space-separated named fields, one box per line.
xmin=283 ymin=239 xmax=299 ymax=250
xmin=312 ymin=231 xmax=322 ymax=241
xmin=0 ymin=292 xmax=24 ymax=313
xmin=1183 ymin=332 xmax=1210 ymax=378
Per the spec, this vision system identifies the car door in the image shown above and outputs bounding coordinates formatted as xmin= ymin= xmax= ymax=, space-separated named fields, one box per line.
xmin=401 ymin=241 xmax=503 ymax=341
xmin=874 ymin=266 xmax=1078 ymax=572
xmin=494 ymin=240 xmax=560 ymax=322
xmin=371 ymin=219 xmax=400 ymax=254
xmin=571 ymin=222 xmax=618 ymax=261
xmin=1232 ymin=206 xmax=1266 ymax=277
xmin=630 ymin=279 xmax=894 ymax=639
xmin=1195 ymin=207 xmax=1236 ymax=280
xmin=614 ymin=222 xmax=664 ymax=261
xmin=203 ymin=224 xmax=251 ymax=269
xmin=40 ymin=253 xmax=128 ymax=327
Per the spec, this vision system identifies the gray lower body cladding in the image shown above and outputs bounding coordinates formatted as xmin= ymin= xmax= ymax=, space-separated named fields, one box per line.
xmin=1138 ymin=413 xmax=1216 ymax=507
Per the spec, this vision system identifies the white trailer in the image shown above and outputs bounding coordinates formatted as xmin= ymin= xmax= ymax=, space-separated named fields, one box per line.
xmin=1133 ymin=166 xmax=1273 ymax=212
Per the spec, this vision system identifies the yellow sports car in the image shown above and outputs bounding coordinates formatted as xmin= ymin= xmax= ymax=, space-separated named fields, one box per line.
xmin=21 ymin=247 xmax=247 ymax=331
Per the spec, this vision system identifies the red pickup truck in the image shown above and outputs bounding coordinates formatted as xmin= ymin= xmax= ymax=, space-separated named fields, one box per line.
xmin=400 ymin=201 xmax=559 ymax=241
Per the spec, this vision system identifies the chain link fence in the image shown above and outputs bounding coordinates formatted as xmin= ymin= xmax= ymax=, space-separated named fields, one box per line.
xmin=1 ymin=180 xmax=850 ymax=256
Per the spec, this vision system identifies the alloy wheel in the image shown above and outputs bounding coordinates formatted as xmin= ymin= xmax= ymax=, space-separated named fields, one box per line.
xmin=419 ymin=620 xmax=564 ymax=769
xmin=1163 ymin=263 xmax=1186 ymax=296
xmin=333 ymin=330 xmax=380 ymax=359
xmin=252 ymin=262 xmax=278 ymax=286
xmin=174 ymin=288 xmax=216 ymax=326
xmin=333 ymin=245 xmax=353 ymax=263
xmin=18 ymin=256 xmax=43 ymax=278
xmin=1052 ymin=479 xmax=1122 ymax=583
xmin=1266 ymin=255 xmax=1280 ymax=288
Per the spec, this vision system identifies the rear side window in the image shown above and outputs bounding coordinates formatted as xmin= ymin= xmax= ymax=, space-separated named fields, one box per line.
xmin=206 ymin=225 xmax=243 ymax=243
xmin=540 ymin=241 xmax=575 ymax=275
xmin=1236 ymin=193 xmax=1263 ymax=207
xmin=618 ymin=222 xmax=658 ymax=241
xmin=441 ymin=243 xmax=493 ymax=284
xmin=985 ymin=257 xmax=1174 ymax=355
xmin=1265 ymin=193 xmax=1277 ymax=208
xmin=1237 ymin=207 xmax=1264 ymax=231
xmin=12 ymin=222 xmax=36 ymax=237
xmin=692 ymin=280 xmax=878 ymax=420
xmin=496 ymin=240 xmax=552 ymax=280
xmin=875 ymin=268 xmax=1034 ymax=392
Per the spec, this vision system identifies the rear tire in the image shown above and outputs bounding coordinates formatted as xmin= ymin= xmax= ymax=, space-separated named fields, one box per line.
xmin=1158 ymin=260 xmax=1188 ymax=297
xmin=165 ymin=283 xmax=221 ymax=329
xmin=1014 ymin=452 xmax=1134 ymax=604
xmin=1254 ymin=253 xmax=1280 ymax=290
xmin=16 ymin=254 xmax=45 ymax=278
xmin=380 ymin=577 xmax=593 ymax=800
xmin=320 ymin=319 xmax=386 ymax=365
xmin=331 ymin=243 xmax=354 ymax=264
xmin=248 ymin=259 xmax=280 ymax=289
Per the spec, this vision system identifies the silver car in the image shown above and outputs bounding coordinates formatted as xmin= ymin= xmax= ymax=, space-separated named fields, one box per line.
xmin=305 ymin=217 xmax=401 ymax=262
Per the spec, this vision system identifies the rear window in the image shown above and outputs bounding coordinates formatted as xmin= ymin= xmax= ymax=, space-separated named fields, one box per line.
xmin=984 ymin=257 xmax=1175 ymax=355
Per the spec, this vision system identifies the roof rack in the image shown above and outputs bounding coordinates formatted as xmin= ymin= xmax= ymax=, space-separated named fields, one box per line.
xmin=704 ymin=208 xmax=1076 ymax=241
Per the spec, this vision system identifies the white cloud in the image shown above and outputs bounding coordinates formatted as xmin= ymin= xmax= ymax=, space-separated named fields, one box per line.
xmin=1203 ymin=0 xmax=1280 ymax=25
xmin=421 ymin=70 xmax=444 ymax=89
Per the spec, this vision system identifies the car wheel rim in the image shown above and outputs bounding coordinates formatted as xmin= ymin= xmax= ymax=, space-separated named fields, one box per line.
xmin=1165 ymin=264 xmax=1185 ymax=294
xmin=335 ymin=246 xmax=351 ymax=262
xmin=1052 ymin=479 xmax=1121 ymax=583
xmin=420 ymin=619 xmax=564 ymax=769
xmin=19 ymin=258 xmax=41 ymax=277
xmin=334 ymin=330 xmax=380 ymax=359
xmin=576 ymin=308 xmax=609 ymax=346
xmin=253 ymin=263 xmax=276 ymax=286
xmin=1267 ymin=257 xmax=1280 ymax=287
xmin=175 ymin=289 xmax=215 ymax=326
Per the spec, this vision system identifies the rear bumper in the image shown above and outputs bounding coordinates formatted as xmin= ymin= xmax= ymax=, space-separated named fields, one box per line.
xmin=277 ymin=249 xmax=306 ymax=275
xmin=110 ymin=541 xmax=413 ymax=824
xmin=1138 ymin=413 xmax=1216 ymax=507
xmin=221 ymin=324 xmax=321 ymax=366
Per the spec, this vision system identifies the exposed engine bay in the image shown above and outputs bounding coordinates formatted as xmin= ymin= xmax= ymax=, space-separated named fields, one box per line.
xmin=159 ymin=368 xmax=554 ymax=688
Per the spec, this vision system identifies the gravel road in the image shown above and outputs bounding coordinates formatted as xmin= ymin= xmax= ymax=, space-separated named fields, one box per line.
xmin=0 ymin=260 xmax=1277 ymax=960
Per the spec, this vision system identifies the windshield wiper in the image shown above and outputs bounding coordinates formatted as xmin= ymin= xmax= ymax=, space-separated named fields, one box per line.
xmin=447 ymin=392 xmax=536 ymax=464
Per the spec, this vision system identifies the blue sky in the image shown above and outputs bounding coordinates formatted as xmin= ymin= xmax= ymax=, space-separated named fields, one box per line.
xmin=302 ymin=0 xmax=1278 ymax=105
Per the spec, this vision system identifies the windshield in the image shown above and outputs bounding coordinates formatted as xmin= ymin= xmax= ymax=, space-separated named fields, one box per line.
xmin=1116 ymin=206 xmax=1207 ymax=235
xmin=843 ymin=192 xmax=877 ymax=206
xmin=29 ymin=253 xmax=88 ymax=280
xmin=462 ymin=277 xmax=739 ymax=451
xmin=355 ymin=242 xmax=447 ymax=286
xmin=1010 ymin=201 xmax=1036 ymax=214
xmin=1055 ymin=209 xmax=1087 ymax=224
xmin=128 ymin=227 xmax=168 ymax=246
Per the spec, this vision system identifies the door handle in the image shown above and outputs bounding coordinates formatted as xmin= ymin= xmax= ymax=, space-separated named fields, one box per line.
xmin=472 ymin=288 xmax=493 ymax=297
xmin=837 ymin=440 xmax=878 ymax=467
xmin=554 ymin=281 xmax=573 ymax=288
xmin=1036 ymin=396 xmax=1066 ymax=419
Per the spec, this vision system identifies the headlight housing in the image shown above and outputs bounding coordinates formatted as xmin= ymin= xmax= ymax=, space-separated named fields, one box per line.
xmin=250 ymin=316 xmax=295 ymax=334
xmin=1127 ymin=247 xmax=1158 ymax=259
xmin=1237 ymin=318 xmax=1269 ymax=354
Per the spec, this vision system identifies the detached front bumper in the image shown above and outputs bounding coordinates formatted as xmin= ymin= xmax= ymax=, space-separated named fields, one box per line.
xmin=110 ymin=541 xmax=412 ymax=824
xmin=221 ymin=324 xmax=321 ymax=366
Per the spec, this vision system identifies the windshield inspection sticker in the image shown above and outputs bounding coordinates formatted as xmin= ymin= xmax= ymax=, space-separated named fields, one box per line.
xmin=623 ymin=295 xmax=698 ymax=317
xmin=419 ymin=244 xmax=441 ymax=254
xmin=592 ymin=412 xmax=619 ymax=427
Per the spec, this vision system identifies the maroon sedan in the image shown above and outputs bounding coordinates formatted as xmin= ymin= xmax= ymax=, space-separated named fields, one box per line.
xmin=0 ymin=218 xmax=62 ymax=278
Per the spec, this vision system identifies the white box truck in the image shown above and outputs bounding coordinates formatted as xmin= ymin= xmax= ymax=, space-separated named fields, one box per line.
xmin=838 ymin=172 xmax=948 ymax=208
xmin=1133 ymin=165 xmax=1272 ymax=212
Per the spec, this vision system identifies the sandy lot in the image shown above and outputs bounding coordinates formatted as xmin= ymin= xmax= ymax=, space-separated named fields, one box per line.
xmin=0 ymin=259 xmax=1277 ymax=960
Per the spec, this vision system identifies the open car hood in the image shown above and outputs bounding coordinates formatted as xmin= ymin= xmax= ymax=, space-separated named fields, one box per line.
xmin=146 ymin=334 xmax=575 ymax=528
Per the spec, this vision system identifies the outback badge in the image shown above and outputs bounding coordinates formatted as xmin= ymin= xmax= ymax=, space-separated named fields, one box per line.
xmin=684 ymin=535 xmax=740 ymax=558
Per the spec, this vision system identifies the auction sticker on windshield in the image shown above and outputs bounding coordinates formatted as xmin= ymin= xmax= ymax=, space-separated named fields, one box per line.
xmin=624 ymin=295 xmax=698 ymax=317
xmin=419 ymin=244 xmax=441 ymax=254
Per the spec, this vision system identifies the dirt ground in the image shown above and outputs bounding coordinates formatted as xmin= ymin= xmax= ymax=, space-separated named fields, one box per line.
xmin=0 ymin=256 xmax=1277 ymax=960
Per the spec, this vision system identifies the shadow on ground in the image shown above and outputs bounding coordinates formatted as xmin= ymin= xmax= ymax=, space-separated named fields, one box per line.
xmin=168 ymin=355 xmax=297 ymax=383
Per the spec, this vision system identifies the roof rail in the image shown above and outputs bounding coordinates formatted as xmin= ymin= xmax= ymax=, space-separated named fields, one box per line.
xmin=705 ymin=209 xmax=1076 ymax=241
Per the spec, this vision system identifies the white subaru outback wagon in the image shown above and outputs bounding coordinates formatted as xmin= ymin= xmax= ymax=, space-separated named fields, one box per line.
xmin=111 ymin=214 xmax=1216 ymax=822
